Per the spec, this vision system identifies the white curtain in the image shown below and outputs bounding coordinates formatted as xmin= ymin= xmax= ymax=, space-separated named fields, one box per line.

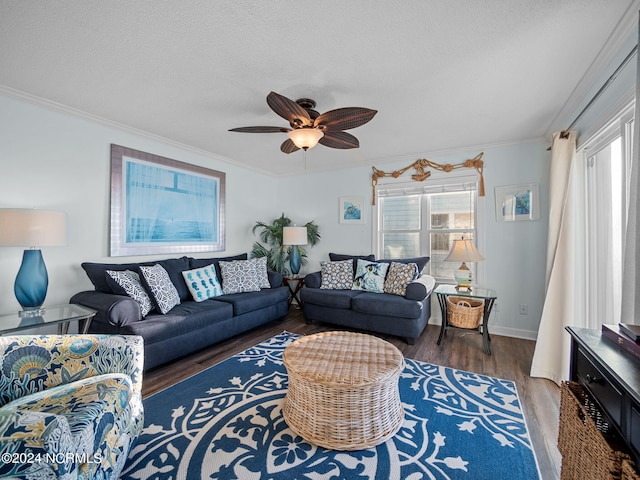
xmin=621 ymin=18 xmax=640 ymax=325
xmin=530 ymin=131 xmax=586 ymax=385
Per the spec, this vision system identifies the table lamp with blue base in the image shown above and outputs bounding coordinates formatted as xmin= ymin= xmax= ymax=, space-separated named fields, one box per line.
xmin=0 ymin=209 xmax=67 ymax=316
xmin=283 ymin=226 xmax=308 ymax=277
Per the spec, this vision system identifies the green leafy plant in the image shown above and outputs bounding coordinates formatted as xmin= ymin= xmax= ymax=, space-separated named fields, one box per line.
xmin=251 ymin=213 xmax=320 ymax=275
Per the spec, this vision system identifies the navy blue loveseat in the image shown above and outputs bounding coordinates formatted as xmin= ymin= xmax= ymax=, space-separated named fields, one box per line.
xmin=300 ymin=254 xmax=435 ymax=344
xmin=71 ymin=254 xmax=289 ymax=370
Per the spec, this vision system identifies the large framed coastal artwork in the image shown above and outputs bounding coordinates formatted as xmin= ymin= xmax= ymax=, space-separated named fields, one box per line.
xmin=110 ymin=144 xmax=226 ymax=256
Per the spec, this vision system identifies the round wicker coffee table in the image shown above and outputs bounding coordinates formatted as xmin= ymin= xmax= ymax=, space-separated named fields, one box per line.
xmin=282 ymin=331 xmax=405 ymax=450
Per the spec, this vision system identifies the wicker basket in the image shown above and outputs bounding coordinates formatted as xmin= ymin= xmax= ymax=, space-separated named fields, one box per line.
xmin=283 ymin=331 xmax=404 ymax=451
xmin=623 ymin=460 xmax=640 ymax=480
xmin=558 ymin=381 xmax=636 ymax=480
xmin=446 ymin=296 xmax=484 ymax=329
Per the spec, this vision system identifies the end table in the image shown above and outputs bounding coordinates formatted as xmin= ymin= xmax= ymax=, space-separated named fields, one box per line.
xmin=434 ymin=284 xmax=497 ymax=355
xmin=283 ymin=277 xmax=304 ymax=308
xmin=0 ymin=304 xmax=97 ymax=335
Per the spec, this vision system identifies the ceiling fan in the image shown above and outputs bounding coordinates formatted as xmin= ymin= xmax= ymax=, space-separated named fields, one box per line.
xmin=229 ymin=91 xmax=377 ymax=153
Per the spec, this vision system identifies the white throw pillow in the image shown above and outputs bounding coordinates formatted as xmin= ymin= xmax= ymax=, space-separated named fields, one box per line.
xmin=106 ymin=269 xmax=154 ymax=317
xmin=139 ymin=264 xmax=181 ymax=314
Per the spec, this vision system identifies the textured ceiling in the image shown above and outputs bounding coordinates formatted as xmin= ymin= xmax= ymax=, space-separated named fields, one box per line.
xmin=0 ymin=1 xmax=636 ymax=175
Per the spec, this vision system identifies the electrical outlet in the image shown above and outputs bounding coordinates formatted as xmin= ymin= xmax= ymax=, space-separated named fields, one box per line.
xmin=519 ymin=304 xmax=529 ymax=315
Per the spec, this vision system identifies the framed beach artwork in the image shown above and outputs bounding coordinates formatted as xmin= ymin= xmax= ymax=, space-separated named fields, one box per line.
xmin=110 ymin=144 xmax=225 ymax=256
xmin=339 ymin=196 xmax=365 ymax=224
xmin=494 ymin=183 xmax=539 ymax=222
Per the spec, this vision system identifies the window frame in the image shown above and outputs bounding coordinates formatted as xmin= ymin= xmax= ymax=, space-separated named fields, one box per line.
xmin=373 ymin=172 xmax=483 ymax=283
xmin=580 ymin=102 xmax=634 ymax=329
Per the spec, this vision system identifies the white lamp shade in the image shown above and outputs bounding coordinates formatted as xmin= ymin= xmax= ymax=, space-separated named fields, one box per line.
xmin=287 ymin=128 xmax=324 ymax=149
xmin=0 ymin=209 xmax=67 ymax=247
xmin=444 ymin=239 xmax=484 ymax=263
xmin=283 ymin=226 xmax=308 ymax=246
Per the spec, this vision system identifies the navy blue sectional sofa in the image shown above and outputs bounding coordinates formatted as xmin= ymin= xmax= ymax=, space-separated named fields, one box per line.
xmin=300 ymin=254 xmax=435 ymax=344
xmin=70 ymin=254 xmax=288 ymax=370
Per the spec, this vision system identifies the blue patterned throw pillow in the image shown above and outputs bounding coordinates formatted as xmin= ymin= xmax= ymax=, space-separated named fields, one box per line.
xmin=182 ymin=264 xmax=223 ymax=302
xmin=139 ymin=264 xmax=181 ymax=314
xmin=352 ymin=259 xmax=389 ymax=293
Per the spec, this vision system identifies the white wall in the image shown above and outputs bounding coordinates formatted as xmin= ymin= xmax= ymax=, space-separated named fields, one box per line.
xmin=0 ymin=93 xmax=549 ymax=340
xmin=277 ymin=141 xmax=550 ymax=339
xmin=0 ymin=94 xmax=279 ymax=314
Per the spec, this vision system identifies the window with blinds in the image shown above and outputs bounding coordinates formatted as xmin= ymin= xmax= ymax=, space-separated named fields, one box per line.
xmin=376 ymin=178 xmax=479 ymax=281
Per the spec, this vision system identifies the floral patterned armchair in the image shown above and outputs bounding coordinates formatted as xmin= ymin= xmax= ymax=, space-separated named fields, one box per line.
xmin=0 ymin=334 xmax=144 ymax=480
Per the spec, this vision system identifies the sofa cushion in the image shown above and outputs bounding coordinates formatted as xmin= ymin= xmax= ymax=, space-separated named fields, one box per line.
xmin=300 ymin=288 xmax=364 ymax=309
xmin=352 ymin=259 xmax=389 ymax=293
xmin=329 ymin=253 xmax=375 ymax=274
xmin=219 ymin=260 xmax=263 ymax=294
xmin=328 ymin=253 xmax=375 ymax=262
xmin=139 ymin=264 xmax=181 ymax=314
xmin=384 ymin=262 xmax=419 ymax=296
xmin=215 ymin=286 xmax=288 ymax=315
xmin=352 ymin=292 xmax=423 ymax=319
xmin=320 ymin=260 xmax=353 ymax=290
xmin=377 ymin=256 xmax=430 ymax=274
xmin=106 ymin=270 xmax=154 ymax=316
xmin=122 ymin=300 xmax=234 ymax=342
xmin=83 ymin=261 xmax=147 ymax=294
xmin=82 ymin=256 xmax=191 ymax=299
xmin=155 ymin=257 xmax=191 ymax=301
xmin=182 ymin=264 xmax=223 ymax=302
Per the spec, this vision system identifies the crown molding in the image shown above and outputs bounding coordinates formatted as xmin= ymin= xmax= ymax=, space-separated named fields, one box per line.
xmin=0 ymin=85 xmax=283 ymax=178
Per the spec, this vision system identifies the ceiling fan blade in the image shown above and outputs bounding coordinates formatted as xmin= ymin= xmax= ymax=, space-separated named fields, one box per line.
xmin=267 ymin=91 xmax=312 ymax=127
xmin=280 ymin=138 xmax=300 ymax=154
xmin=314 ymin=107 xmax=377 ymax=131
xmin=319 ymin=131 xmax=360 ymax=149
xmin=229 ymin=126 xmax=290 ymax=133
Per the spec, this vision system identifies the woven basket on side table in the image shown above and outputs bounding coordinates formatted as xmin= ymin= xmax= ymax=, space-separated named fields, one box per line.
xmin=446 ymin=295 xmax=484 ymax=329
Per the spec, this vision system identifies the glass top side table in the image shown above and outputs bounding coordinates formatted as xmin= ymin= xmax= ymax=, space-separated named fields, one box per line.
xmin=434 ymin=284 xmax=497 ymax=355
xmin=0 ymin=304 xmax=97 ymax=335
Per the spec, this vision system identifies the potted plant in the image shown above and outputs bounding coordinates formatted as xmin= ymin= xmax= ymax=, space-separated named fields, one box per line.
xmin=251 ymin=213 xmax=320 ymax=275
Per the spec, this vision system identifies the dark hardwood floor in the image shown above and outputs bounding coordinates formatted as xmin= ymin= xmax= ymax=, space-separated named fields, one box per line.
xmin=142 ymin=307 xmax=562 ymax=480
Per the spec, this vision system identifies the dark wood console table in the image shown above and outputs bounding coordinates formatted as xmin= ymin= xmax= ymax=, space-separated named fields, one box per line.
xmin=566 ymin=326 xmax=640 ymax=465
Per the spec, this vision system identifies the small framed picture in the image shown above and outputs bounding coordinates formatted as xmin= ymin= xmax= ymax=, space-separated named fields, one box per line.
xmin=495 ymin=184 xmax=539 ymax=222
xmin=339 ymin=196 xmax=365 ymax=224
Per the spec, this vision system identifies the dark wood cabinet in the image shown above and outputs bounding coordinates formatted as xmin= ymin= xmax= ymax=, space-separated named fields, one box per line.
xmin=567 ymin=326 xmax=640 ymax=465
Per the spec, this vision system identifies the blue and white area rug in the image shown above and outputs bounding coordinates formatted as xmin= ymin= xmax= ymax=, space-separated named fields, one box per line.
xmin=122 ymin=332 xmax=540 ymax=480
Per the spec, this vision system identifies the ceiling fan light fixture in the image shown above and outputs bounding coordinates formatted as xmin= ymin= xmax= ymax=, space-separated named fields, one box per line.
xmin=288 ymin=128 xmax=324 ymax=150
